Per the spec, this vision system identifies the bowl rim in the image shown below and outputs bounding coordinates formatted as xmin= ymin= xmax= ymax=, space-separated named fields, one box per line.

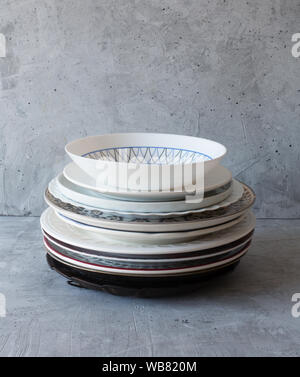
xmin=65 ymin=132 xmax=227 ymax=166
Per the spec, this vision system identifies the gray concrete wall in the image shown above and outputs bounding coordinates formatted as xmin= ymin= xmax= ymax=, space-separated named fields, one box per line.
xmin=0 ymin=0 xmax=299 ymax=217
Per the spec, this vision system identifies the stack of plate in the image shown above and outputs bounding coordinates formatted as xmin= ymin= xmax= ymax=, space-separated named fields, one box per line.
xmin=41 ymin=133 xmax=256 ymax=296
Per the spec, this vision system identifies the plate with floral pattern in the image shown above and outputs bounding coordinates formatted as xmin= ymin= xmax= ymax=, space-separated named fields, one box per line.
xmin=44 ymin=183 xmax=255 ymax=232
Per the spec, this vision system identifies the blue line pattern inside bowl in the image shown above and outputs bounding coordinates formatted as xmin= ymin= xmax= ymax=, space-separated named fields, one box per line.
xmin=82 ymin=146 xmax=212 ymax=164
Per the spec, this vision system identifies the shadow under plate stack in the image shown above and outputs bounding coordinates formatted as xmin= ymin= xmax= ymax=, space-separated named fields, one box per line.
xmin=40 ymin=133 xmax=256 ymax=296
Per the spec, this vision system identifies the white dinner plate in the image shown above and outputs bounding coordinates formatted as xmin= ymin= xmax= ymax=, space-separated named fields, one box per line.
xmin=40 ymin=207 xmax=256 ymax=256
xmin=50 ymin=175 xmax=244 ymax=216
xmin=63 ymin=162 xmax=232 ymax=201
xmin=56 ymin=211 xmax=246 ymax=244
xmin=55 ymin=173 xmax=236 ymax=215
xmin=43 ymin=230 xmax=252 ymax=263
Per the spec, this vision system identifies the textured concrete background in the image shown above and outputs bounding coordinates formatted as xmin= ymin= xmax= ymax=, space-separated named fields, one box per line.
xmin=0 ymin=0 xmax=299 ymax=217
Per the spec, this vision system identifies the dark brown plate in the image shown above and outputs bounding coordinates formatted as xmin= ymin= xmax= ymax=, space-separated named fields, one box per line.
xmin=46 ymin=253 xmax=241 ymax=297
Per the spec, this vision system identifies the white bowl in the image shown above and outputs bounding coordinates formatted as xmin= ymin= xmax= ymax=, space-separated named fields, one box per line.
xmin=65 ymin=133 xmax=226 ymax=191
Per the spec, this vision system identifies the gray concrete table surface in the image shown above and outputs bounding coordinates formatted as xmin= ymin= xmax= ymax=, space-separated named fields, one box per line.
xmin=0 ymin=217 xmax=299 ymax=357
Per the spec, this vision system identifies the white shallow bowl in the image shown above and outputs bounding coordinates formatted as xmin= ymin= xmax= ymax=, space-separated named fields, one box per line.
xmin=65 ymin=133 xmax=227 ymax=191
